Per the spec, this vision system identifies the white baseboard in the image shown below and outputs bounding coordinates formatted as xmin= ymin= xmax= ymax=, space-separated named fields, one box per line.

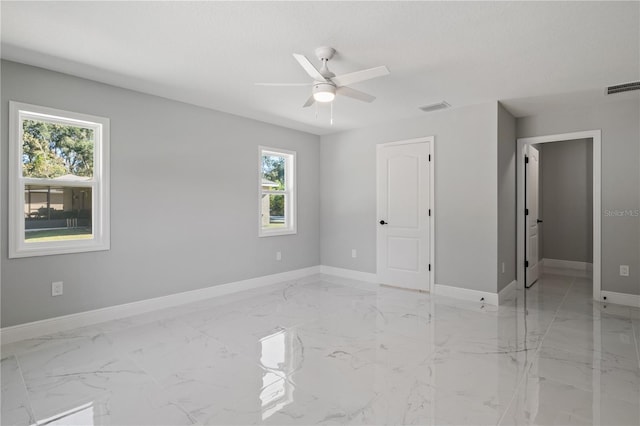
xmin=434 ymin=283 xmax=499 ymax=306
xmin=0 ymin=264 xmax=530 ymax=345
xmin=0 ymin=266 xmax=320 ymax=345
xmin=319 ymin=265 xmax=378 ymax=283
xmin=542 ymin=258 xmax=593 ymax=271
xmin=600 ymin=291 xmax=640 ymax=308
xmin=321 ymin=266 xmax=507 ymax=306
xmin=499 ymin=280 xmax=518 ymax=304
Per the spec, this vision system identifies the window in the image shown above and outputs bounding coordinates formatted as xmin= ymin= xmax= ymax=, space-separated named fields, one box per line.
xmin=259 ymin=147 xmax=296 ymax=237
xmin=9 ymin=101 xmax=110 ymax=258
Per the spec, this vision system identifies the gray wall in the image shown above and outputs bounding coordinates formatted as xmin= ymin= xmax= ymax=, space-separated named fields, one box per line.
xmin=517 ymin=98 xmax=640 ymax=295
xmin=320 ymin=103 xmax=499 ymax=293
xmin=497 ymin=103 xmax=517 ymax=292
xmin=1 ymin=60 xmax=321 ymax=327
xmin=540 ymin=139 xmax=593 ymax=263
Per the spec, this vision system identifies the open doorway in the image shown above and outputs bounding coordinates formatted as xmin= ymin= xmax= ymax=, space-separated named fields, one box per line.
xmin=517 ymin=131 xmax=602 ymax=300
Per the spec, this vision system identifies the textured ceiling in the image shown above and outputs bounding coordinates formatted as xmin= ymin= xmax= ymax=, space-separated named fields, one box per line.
xmin=2 ymin=1 xmax=639 ymax=135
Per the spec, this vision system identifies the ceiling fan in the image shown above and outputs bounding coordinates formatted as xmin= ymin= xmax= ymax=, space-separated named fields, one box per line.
xmin=256 ymin=47 xmax=390 ymax=108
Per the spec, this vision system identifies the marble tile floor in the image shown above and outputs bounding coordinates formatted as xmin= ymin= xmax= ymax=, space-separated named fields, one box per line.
xmin=2 ymin=269 xmax=639 ymax=425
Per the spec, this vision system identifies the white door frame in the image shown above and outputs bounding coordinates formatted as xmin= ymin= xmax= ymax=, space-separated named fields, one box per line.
xmin=376 ymin=136 xmax=435 ymax=293
xmin=516 ymin=130 xmax=601 ymax=299
xmin=525 ymin=144 xmax=541 ymax=286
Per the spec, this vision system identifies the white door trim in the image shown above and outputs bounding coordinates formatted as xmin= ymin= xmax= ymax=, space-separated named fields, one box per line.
xmin=525 ymin=145 xmax=541 ymax=286
xmin=376 ymin=136 xmax=435 ymax=293
xmin=516 ymin=130 xmax=601 ymax=300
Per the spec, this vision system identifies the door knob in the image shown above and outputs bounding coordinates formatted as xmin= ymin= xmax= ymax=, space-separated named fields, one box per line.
xmin=379 ymin=220 xmax=388 ymax=225
xmin=537 ymin=219 xmax=543 ymax=223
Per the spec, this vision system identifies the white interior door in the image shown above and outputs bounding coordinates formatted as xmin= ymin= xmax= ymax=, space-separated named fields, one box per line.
xmin=526 ymin=145 xmax=540 ymax=286
xmin=377 ymin=141 xmax=430 ymax=291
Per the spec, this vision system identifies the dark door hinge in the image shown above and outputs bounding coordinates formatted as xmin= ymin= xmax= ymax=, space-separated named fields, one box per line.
xmin=428 ymin=264 xmax=431 ymax=271
xmin=428 ymin=154 xmax=431 ymax=162
xmin=525 ymin=260 xmax=529 ymax=268
xmin=525 ymin=156 xmax=529 ymax=164
xmin=525 ymin=208 xmax=529 ymax=216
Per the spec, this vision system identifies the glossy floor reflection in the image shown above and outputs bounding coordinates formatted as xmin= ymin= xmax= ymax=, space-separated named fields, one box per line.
xmin=2 ymin=269 xmax=639 ymax=425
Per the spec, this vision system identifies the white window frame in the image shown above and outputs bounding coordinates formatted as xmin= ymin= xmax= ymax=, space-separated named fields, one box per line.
xmin=258 ymin=146 xmax=296 ymax=237
xmin=9 ymin=101 xmax=110 ymax=258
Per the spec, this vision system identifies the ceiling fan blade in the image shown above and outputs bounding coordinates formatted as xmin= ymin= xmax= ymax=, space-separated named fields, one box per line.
xmin=255 ymin=82 xmax=313 ymax=86
xmin=332 ymin=66 xmax=389 ymax=87
xmin=336 ymin=86 xmax=376 ymax=103
xmin=293 ymin=53 xmax=327 ymax=82
xmin=302 ymin=95 xmax=315 ymax=108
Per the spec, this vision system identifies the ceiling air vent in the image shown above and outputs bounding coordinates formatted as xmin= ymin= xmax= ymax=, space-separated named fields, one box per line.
xmin=606 ymin=81 xmax=640 ymax=95
xmin=419 ymin=101 xmax=451 ymax=113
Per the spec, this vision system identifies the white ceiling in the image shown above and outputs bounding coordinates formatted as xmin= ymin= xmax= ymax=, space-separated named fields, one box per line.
xmin=2 ymin=1 xmax=639 ymax=135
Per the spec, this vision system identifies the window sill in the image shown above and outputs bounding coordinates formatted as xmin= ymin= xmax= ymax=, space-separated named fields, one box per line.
xmin=259 ymin=229 xmax=297 ymax=238
xmin=9 ymin=241 xmax=110 ymax=258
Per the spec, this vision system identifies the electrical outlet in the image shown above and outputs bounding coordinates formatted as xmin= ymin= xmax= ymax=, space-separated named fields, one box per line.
xmin=620 ymin=265 xmax=629 ymax=276
xmin=276 ymin=251 xmax=282 ymax=261
xmin=352 ymin=249 xmax=357 ymax=258
xmin=52 ymin=281 xmax=63 ymax=296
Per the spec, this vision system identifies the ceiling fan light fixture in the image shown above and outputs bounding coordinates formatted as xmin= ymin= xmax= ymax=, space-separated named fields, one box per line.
xmin=312 ymin=83 xmax=336 ymax=102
